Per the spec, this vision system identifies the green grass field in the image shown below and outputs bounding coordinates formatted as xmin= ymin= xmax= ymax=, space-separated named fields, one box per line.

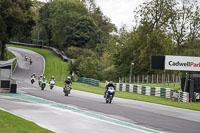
xmin=0 ymin=110 xmax=53 ymax=133
xmin=7 ymin=44 xmax=200 ymax=111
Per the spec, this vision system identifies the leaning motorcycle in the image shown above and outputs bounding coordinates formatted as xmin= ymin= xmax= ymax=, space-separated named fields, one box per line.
xmin=105 ymin=87 xmax=115 ymax=104
xmin=38 ymin=78 xmax=42 ymax=86
xmin=63 ymin=85 xmax=71 ymax=96
xmin=49 ymin=80 xmax=55 ymax=89
xmin=31 ymin=77 xmax=35 ymax=84
xmin=40 ymin=80 xmax=46 ymax=90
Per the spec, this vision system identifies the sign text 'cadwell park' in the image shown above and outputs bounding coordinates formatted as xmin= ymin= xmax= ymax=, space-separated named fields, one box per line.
xmin=165 ymin=55 xmax=200 ymax=71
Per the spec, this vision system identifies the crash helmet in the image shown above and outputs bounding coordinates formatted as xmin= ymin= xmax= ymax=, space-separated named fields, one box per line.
xmin=43 ymin=76 xmax=46 ymax=79
xmin=67 ymin=76 xmax=71 ymax=80
xmin=109 ymin=81 xmax=113 ymax=85
xmin=51 ymin=76 xmax=54 ymax=78
xmin=33 ymin=73 xmax=36 ymax=76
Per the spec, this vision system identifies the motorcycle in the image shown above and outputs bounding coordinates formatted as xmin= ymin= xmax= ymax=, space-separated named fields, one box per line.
xmin=105 ymin=87 xmax=115 ymax=104
xmin=38 ymin=78 xmax=42 ymax=86
xmin=30 ymin=59 xmax=32 ymax=65
xmin=49 ymin=80 xmax=55 ymax=89
xmin=63 ymin=84 xmax=71 ymax=96
xmin=25 ymin=56 xmax=28 ymax=61
xmin=31 ymin=76 xmax=35 ymax=84
xmin=40 ymin=80 xmax=46 ymax=90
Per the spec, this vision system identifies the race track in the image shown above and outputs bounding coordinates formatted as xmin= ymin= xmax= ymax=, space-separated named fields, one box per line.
xmin=1 ymin=47 xmax=200 ymax=133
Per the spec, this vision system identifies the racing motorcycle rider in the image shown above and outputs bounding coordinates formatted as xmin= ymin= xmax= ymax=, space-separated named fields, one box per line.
xmin=104 ymin=81 xmax=116 ymax=98
xmin=30 ymin=73 xmax=36 ymax=83
xmin=49 ymin=76 xmax=55 ymax=83
xmin=38 ymin=75 xmax=43 ymax=86
xmin=31 ymin=73 xmax=36 ymax=78
xmin=64 ymin=76 xmax=72 ymax=93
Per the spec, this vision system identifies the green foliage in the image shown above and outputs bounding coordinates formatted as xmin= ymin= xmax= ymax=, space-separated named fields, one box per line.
xmin=82 ymin=0 xmax=116 ymax=44
xmin=49 ymin=0 xmax=88 ymax=48
xmin=0 ymin=0 xmax=35 ymax=60
xmin=75 ymin=56 xmax=100 ymax=79
xmin=102 ymin=65 xmax=118 ymax=81
xmin=66 ymin=46 xmax=97 ymax=59
xmin=65 ymin=16 xmax=102 ymax=48
xmin=134 ymin=0 xmax=200 ymax=47
xmin=110 ymin=25 xmax=176 ymax=77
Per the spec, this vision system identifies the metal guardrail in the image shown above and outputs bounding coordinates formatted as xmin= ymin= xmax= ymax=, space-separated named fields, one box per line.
xmin=9 ymin=41 xmax=68 ymax=62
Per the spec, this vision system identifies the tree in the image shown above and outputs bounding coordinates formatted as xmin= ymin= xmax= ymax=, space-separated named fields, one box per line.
xmin=81 ymin=0 xmax=116 ymax=53
xmin=168 ymin=0 xmax=200 ymax=46
xmin=38 ymin=2 xmax=52 ymax=45
xmin=134 ymin=0 xmax=200 ymax=47
xmin=74 ymin=56 xmax=101 ymax=79
xmin=48 ymin=0 xmax=88 ymax=48
xmin=110 ymin=25 xmax=175 ymax=77
xmin=0 ymin=0 xmax=35 ymax=60
xmin=65 ymin=16 xmax=102 ymax=48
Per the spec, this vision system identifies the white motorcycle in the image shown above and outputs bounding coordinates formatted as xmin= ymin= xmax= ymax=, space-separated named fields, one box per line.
xmin=49 ymin=80 xmax=55 ymax=89
xmin=31 ymin=76 xmax=35 ymax=84
xmin=105 ymin=87 xmax=115 ymax=104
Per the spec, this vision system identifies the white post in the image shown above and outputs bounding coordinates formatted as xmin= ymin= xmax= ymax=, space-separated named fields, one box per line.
xmin=129 ymin=63 xmax=134 ymax=83
xmin=157 ymin=74 xmax=159 ymax=83
xmin=147 ymin=75 xmax=148 ymax=83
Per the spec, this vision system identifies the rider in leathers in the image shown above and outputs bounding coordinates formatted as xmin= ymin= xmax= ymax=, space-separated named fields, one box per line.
xmin=104 ymin=81 xmax=115 ymax=98
xmin=64 ymin=77 xmax=72 ymax=93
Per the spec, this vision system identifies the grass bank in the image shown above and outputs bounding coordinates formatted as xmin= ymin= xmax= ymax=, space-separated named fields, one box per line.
xmin=7 ymin=44 xmax=200 ymax=111
xmin=6 ymin=50 xmax=17 ymax=71
xmin=0 ymin=110 xmax=53 ymax=133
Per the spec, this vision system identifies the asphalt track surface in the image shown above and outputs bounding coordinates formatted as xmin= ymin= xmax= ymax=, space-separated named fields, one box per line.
xmin=1 ymin=47 xmax=200 ymax=133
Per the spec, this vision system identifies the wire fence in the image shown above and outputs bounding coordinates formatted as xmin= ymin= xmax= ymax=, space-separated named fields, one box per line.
xmin=119 ymin=74 xmax=181 ymax=84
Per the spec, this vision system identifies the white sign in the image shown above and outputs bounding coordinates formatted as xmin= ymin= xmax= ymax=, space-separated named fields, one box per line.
xmin=165 ymin=55 xmax=200 ymax=71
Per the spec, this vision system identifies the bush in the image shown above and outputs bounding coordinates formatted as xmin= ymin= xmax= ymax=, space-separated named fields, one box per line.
xmin=65 ymin=46 xmax=97 ymax=59
xmin=102 ymin=65 xmax=118 ymax=82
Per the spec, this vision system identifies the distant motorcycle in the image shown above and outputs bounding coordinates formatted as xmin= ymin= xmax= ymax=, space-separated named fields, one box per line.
xmin=30 ymin=59 xmax=32 ymax=65
xmin=40 ymin=80 xmax=47 ymax=90
xmin=31 ymin=77 xmax=35 ymax=84
xmin=25 ymin=56 xmax=28 ymax=61
xmin=105 ymin=87 xmax=115 ymax=104
xmin=49 ymin=80 xmax=55 ymax=89
xmin=63 ymin=85 xmax=71 ymax=96
xmin=38 ymin=79 xmax=42 ymax=86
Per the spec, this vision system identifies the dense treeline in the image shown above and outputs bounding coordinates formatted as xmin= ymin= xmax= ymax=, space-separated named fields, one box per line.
xmin=1 ymin=0 xmax=200 ymax=82
xmin=0 ymin=0 xmax=35 ymax=60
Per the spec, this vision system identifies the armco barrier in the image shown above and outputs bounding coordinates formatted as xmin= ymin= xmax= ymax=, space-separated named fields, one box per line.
xmin=115 ymin=83 xmax=189 ymax=102
xmin=78 ymin=77 xmax=99 ymax=86
xmin=9 ymin=41 xmax=68 ymax=62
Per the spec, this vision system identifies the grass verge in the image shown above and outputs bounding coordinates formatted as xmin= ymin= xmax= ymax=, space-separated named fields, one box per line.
xmin=0 ymin=110 xmax=53 ymax=133
xmin=135 ymin=83 xmax=181 ymax=90
xmin=6 ymin=50 xmax=17 ymax=71
xmin=7 ymin=44 xmax=200 ymax=111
